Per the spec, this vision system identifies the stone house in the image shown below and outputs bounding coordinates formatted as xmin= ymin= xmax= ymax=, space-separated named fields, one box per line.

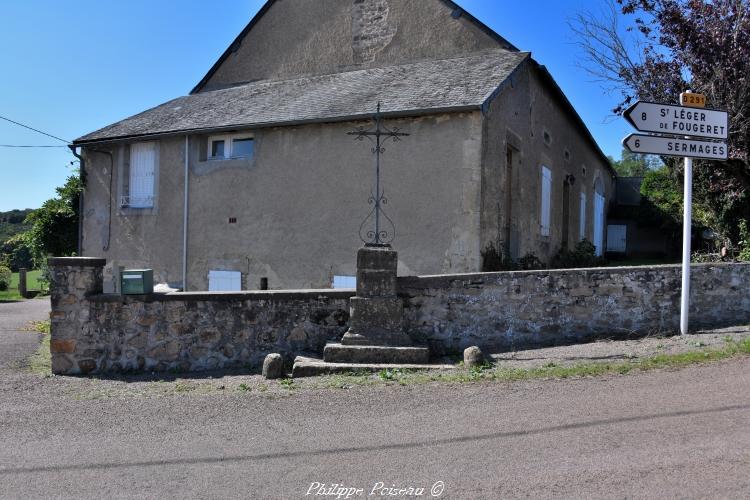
xmin=72 ymin=0 xmax=616 ymax=292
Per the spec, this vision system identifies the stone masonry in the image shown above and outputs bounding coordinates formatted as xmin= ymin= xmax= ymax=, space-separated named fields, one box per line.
xmin=48 ymin=258 xmax=750 ymax=375
xmin=399 ymin=263 xmax=750 ymax=354
xmin=48 ymin=258 xmax=352 ymax=375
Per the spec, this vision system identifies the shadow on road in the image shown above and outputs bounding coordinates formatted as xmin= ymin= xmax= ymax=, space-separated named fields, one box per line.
xmin=2 ymin=402 xmax=748 ymax=475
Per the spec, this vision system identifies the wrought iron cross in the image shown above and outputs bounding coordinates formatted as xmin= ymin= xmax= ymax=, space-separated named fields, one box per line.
xmin=347 ymin=102 xmax=409 ymax=246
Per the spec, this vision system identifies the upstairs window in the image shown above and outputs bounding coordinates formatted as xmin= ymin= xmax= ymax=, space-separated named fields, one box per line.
xmin=208 ymin=134 xmax=254 ymax=160
xmin=123 ymin=141 xmax=156 ymax=208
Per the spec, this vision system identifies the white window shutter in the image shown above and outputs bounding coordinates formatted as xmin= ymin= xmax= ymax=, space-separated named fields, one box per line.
xmin=594 ymin=193 xmax=605 ymax=256
xmin=208 ymin=270 xmax=242 ymax=291
xmin=129 ymin=142 xmax=156 ymax=207
xmin=579 ymin=192 xmax=587 ymax=241
xmin=540 ymin=166 xmax=551 ymax=236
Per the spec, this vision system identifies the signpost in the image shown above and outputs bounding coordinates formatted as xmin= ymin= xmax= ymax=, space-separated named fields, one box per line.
xmin=622 ymin=92 xmax=729 ymax=336
xmin=623 ymin=101 xmax=728 ymax=139
xmin=622 ymin=133 xmax=728 ymax=160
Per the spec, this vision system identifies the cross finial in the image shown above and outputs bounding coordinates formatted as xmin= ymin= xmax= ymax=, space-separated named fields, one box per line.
xmin=346 ymin=103 xmax=410 ymax=246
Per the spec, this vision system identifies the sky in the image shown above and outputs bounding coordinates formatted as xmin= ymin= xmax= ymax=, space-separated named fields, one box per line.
xmin=0 ymin=0 xmax=636 ymax=212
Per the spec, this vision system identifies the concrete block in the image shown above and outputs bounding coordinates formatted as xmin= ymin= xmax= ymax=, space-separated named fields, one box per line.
xmin=323 ymin=344 xmax=429 ymax=364
xmin=262 ymin=353 xmax=284 ymax=379
xmin=356 ymin=269 xmax=397 ymax=297
xmin=356 ymin=245 xmax=398 ymax=271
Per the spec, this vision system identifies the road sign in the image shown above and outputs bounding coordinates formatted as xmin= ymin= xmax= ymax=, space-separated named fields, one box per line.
xmin=624 ymin=101 xmax=728 ymax=139
xmin=623 ymin=133 xmax=728 ymax=160
xmin=679 ymin=92 xmax=706 ymax=108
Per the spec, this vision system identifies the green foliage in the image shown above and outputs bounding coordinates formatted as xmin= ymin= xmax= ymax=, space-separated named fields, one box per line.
xmin=481 ymin=242 xmax=546 ymax=271
xmin=738 ymin=221 xmax=750 ymax=262
xmin=640 ymin=167 xmax=682 ymax=222
xmin=0 ymin=209 xmax=33 ymax=244
xmin=0 ymin=233 xmax=34 ymax=272
xmin=550 ymin=240 xmax=606 ymax=269
xmin=0 ymin=265 xmax=11 ymax=291
xmin=517 ymin=253 xmax=545 ymax=270
xmin=609 ymin=149 xmax=662 ymax=177
xmin=481 ymin=242 xmax=515 ymax=272
xmin=25 ymin=174 xmax=81 ymax=265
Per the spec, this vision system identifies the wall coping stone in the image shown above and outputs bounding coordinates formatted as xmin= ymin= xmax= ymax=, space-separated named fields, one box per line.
xmin=397 ymin=262 xmax=750 ymax=289
xmin=87 ymin=289 xmax=356 ymax=303
xmin=48 ymin=257 xmax=107 ymax=268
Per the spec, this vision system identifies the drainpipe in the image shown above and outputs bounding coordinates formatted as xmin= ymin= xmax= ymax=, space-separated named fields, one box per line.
xmin=68 ymin=145 xmax=85 ymax=255
xmin=182 ymin=135 xmax=189 ymax=291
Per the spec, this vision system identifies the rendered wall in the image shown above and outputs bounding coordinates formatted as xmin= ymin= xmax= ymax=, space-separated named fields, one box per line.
xmin=480 ymin=62 xmax=616 ymax=263
xmin=81 ymin=113 xmax=483 ymax=291
xmin=199 ymin=0 xmax=506 ymax=92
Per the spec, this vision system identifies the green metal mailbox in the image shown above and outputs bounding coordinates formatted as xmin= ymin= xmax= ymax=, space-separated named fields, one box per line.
xmin=121 ymin=269 xmax=154 ymax=295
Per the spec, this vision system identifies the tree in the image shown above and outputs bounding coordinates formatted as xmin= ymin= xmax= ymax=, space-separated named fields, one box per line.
xmin=0 ymin=233 xmax=34 ymax=272
xmin=572 ymin=0 xmax=750 ymax=244
xmin=25 ymin=174 xmax=81 ymax=264
xmin=609 ymin=148 xmax=662 ymax=177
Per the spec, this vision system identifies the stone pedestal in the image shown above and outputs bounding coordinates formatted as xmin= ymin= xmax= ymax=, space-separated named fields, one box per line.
xmin=324 ymin=245 xmax=428 ymax=365
xmin=48 ymin=257 xmax=106 ymax=375
xmin=18 ymin=268 xmax=27 ymax=299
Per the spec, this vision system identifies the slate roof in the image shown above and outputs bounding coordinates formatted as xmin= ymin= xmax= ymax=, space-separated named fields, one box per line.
xmin=73 ymin=50 xmax=529 ymax=145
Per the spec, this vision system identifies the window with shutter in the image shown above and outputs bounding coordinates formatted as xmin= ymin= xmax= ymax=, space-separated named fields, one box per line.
xmin=128 ymin=142 xmax=156 ymax=208
xmin=540 ymin=166 xmax=552 ymax=236
xmin=579 ymin=192 xmax=587 ymax=241
xmin=594 ymin=192 xmax=605 ymax=256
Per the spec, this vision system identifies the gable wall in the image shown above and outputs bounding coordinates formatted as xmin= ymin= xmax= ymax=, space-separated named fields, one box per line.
xmin=200 ymin=0 xmax=504 ymax=91
xmin=479 ymin=62 xmax=616 ymax=264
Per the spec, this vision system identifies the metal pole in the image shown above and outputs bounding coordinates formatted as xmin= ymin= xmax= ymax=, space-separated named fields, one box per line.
xmin=182 ymin=135 xmax=189 ymax=291
xmin=680 ymin=155 xmax=693 ymax=335
xmin=375 ymin=124 xmax=381 ymax=245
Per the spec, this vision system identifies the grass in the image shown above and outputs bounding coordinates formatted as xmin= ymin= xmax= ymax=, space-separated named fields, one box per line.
xmin=0 ymin=270 xmax=44 ymax=302
xmin=28 ymin=320 xmax=51 ymax=376
xmin=316 ymin=337 xmax=750 ymax=389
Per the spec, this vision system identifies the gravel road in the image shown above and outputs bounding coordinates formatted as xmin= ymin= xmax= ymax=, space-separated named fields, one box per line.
xmin=1 ymin=299 xmax=748 ymax=499
xmin=1 ymin=357 xmax=748 ymax=498
xmin=0 ymin=298 xmax=49 ymax=370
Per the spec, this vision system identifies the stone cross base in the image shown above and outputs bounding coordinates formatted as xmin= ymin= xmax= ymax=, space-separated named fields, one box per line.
xmin=325 ymin=245 xmax=428 ymax=364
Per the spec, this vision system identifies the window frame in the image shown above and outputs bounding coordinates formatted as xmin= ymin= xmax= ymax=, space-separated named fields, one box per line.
xmin=540 ymin=165 xmax=552 ymax=237
xmin=579 ymin=191 xmax=587 ymax=241
xmin=207 ymin=133 xmax=255 ymax=160
xmin=121 ymin=141 xmax=157 ymax=209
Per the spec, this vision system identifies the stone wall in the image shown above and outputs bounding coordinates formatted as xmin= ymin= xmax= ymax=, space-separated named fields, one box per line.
xmin=49 ymin=258 xmax=352 ymax=375
xmin=399 ymin=263 xmax=750 ymax=354
xmin=49 ymin=258 xmax=750 ymax=375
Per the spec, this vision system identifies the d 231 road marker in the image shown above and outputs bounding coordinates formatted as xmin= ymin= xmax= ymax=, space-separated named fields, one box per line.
xmin=624 ymin=101 xmax=728 ymax=139
xmin=623 ymin=133 xmax=728 ymax=160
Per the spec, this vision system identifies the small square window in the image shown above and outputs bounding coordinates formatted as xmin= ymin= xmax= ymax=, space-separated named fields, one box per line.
xmin=210 ymin=140 xmax=225 ymax=159
xmin=231 ymin=137 xmax=254 ymax=158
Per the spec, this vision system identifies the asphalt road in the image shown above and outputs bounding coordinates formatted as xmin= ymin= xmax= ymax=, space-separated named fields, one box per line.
xmin=1 ymin=299 xmax=749 ymax=499
xmin=0 ymin=298 xmax=49 ymax=370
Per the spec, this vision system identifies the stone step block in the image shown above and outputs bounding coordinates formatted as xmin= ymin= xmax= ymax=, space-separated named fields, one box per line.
xmin=323 ymin=343 xmax=429 ymax=364
xmin=292 ymin=356 xmax=452 ymax=378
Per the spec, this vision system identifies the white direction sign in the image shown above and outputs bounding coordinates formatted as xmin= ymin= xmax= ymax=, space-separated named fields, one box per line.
xmin=623 ymin=133 xmax=728 ymax=160
xmin=624 ymin=101 xmax=728 ymax=139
